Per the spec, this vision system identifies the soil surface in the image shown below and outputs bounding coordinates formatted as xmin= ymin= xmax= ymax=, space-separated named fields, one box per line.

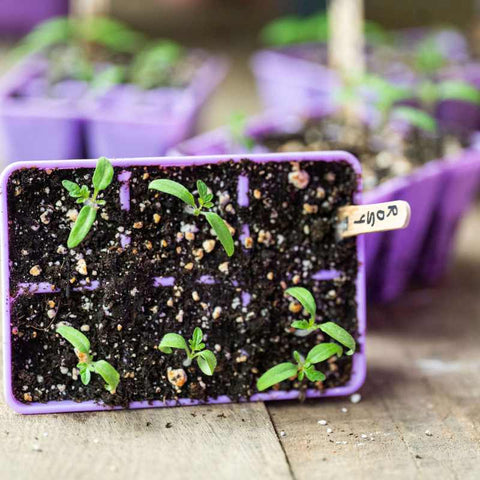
xmin=7 ymin=158 xmax=359 ymax=407
xmin=257 ymin=118 xmax=470 ymax=190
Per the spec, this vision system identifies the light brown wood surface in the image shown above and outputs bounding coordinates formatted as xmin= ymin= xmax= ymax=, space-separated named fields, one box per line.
xmin=1 ymin=203 xmax=479 ymax=480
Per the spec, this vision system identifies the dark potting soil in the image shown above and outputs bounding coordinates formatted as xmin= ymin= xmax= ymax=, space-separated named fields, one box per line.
xmin=7 ymin=158 xmax=360 ymax=407
xmin=258 ymin=118 xmax=470 ymax=190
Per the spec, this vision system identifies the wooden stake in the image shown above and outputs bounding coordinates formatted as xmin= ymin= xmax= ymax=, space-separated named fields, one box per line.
xmin=69 ymin=0 xmax=110 ymax=18
xmin=337 ymin=201 xmax=411 ymax=238
xmin=327 ymin=0 xmax=365 ymax=78
xmin=327 ymin=0 xmax=366 ymax=125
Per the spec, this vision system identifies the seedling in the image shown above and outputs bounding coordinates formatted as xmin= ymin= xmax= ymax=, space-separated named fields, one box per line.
xmin=286 ymin=287 xmax=356 ymax=354
xmin=257 ymin=343 xmax=343 ymax=391
xmin=131 ymin=40 xmax=184 ymax=89
xmin=228 ymin=112 xmax=255 ymax=151
xmin=11 ymin=16 xmax=144 ymax=85
xmin=158 ymin=327 xmax=217 ymax=376
xmin=418 ymin=79 xmax=480 ymax=115
xmin=56 ymin=325 xmax=120 ymax=394
xmin=390 ymin=106 xmax=437 ymax=134
xmin=260 ymin=12 xmax=389 ymax=47
xmin=149 ymin=179 xmax=234 ymax=256
xmin=62 ymin=156 xmax=114 ymax=248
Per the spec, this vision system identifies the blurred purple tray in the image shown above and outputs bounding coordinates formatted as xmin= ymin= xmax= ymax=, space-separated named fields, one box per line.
xmin=0 ymin=55 xmax=228 ymax=163
xmin=1 ymin=152 xmax=366 ymax=414
xmin=251 ymin=49 xmax=339 ymax=117
xmin=171 ymin=113 xmax=480 ymax=302
xmin=85 ymin=55 xmax=228 ymax=158
xmin=251 ymin=46 xmax=480 ymax=131
xmin=0 ymin=0 xmax=68 ymax=36
xmin=0 ymin=58 xmax=86 ymax=162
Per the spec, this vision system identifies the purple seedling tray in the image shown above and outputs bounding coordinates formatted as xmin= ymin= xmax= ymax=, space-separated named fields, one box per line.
xmin=0 ymin=54 xmax=228 ymax=163
xmin=251 ymin=49 xmax=340 ymax=117
xmin=1 ymin=151 xmax=366 ymax=414
xmin=251 ymin=44 xmax=480 ymax=131
xmin=85 ymin=55 xmax=229 ymax=159
xmin=415 ymin=151 xmax=480 ymax=284
xmin=0 ymin=57 xmax=86 ymax=162
xmin=0 ymin=0 xmax=68 ymax=36
xmin=171 ymin=112 xmax=480 ymax=302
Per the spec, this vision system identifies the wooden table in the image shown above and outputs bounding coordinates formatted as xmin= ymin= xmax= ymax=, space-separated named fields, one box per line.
xmin=1 ymin=202 xmax=479 ymax=479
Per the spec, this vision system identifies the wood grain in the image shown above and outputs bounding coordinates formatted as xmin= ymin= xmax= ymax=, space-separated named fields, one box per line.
xmin=268 ymin=203 xmax=480 ymax=479
xmin=0 ymin=402 xmax=292 ymax=480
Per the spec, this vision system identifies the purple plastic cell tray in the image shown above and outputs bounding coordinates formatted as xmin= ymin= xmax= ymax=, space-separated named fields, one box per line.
xmin=0 ymin=57 xmax=86 ymax=163
xmin=251 ymin=44 xmax=480 ymax=132
xmin=85 ymin=54 xmax=229 ymax=159
xmin=0 ymin=54 xmax=228 ymax=163
xmin=1 ymin=152 xmax=366 ymax=414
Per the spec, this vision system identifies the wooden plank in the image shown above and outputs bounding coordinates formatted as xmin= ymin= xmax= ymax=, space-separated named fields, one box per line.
xmin=0 ymin=401 xmax=292 ymax=480
xmin=268 ymin=204 xmax=480 ymax=479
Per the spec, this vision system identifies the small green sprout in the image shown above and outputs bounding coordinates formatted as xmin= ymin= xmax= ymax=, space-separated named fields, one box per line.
xmin=391 ymin=106 xmax=437 ymax=134
xmin=56 ymin=325 xmax=120 ymax=394
xmin=259 ymin=12 xmax=389 ymax=47
xmin=286 ymin=286 xmax=356 ymax=354
xmin=413 ymin=37 xmax=446 ymax=76
xmin=257 ymin=343 xmax=343 ymax=391
xmin=418 ymin=79 xmax=480 ymax=112
xmin=62 ymin=156 xmax=114 ymax=249
xmin=149 ymin=178 xmax=234 ymax=256
xmin=228 ymin=112 xmax=255 ymax=151
xmin=131 ymin=40 xmax=184 ymax=89
xmin=158 ymin=327 xmax=217 ymax=376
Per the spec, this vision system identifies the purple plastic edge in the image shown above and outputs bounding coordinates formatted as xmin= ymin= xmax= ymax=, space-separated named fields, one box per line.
xmin=0 ymin=54 xmax=229 ymax=123
xmin=0 ymin=151 xmax=366 ymax=414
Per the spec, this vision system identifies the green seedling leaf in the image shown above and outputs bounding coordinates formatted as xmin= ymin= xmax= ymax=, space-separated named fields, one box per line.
xmin=228 ymin=111 xmax=255 ymax=151
xmin=9 ymin=17 xmax=72 ymax=61
xmin=93 ymin=360 xmax=120 ymax=394
xmin=63 ymin=157 xmax=113 ymax=249
xmin=190 ymin=327 xmax=204 ymax=351
xmin=149 ymin=179 xmax=196 ymax=208
xmin=291 ymin=320 xmax=311 ymax=330
xmin=130 ymin=40 xmax=184 ymax=89
xmin=62 ymin=180 xmax=81 ymax=197
xmin=418 ymin=80 xmax=439 ymax=106
xmin=76 ymin=16 xmax=145 ymax=54
xmin=304 ymin=366 xmax=326 ymax=383
xmin=197 ymin=180 xmax=208 ymax=200
xmin=56 ymin=325 xmax=90 ymax=354
xmin=158 ymin=333 xmax=188 ymax=354
xmin=319 ymin=323 xmax=356 ymax=355
xmin=364 ymin=74 xmax=413 ymax=112
xmin=92 ymin=156 xmax=114 ymax=192
xmin=260 ymin=15 xmax=303 ymax=46
xmin=202 ymin=211 xmax=234 ymax=257
xmin=306 ymin=343 xmax=343 ymax=364
xmin=196 ymin=350 xmax=217 ymax=376
xmin=80 ymin=368 xmax=91 ymax=385
xmin=67 ymin=205 xmax=97 ymax=249
xmin=392 ymin=106 xmax=437 ymax=133
xmin=90 ymin=65 xmax=125 ymax=94
xmin=414 ymin=38 xmax=445 ymax=75
xmin=257 ymin=362 xmax=298 ymax=391
xmin=438 ymin=80 xmax=480 ymax=105
xmin=79 ymin=185 xmax=90 ymax=199
xmin=285 ymin=287 xmax=316 ymax=319
xmin=293 ymin=350 xmax=302 ymax=364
